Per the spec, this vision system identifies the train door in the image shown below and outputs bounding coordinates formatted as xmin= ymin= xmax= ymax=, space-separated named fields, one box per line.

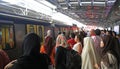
xmin=26 ymin=24 xmax=44 ymax=44
xmin=36 ymin=25 xmax=44 ymax=44
xmin=0 ymin=24 xmax=15 ymax=50
xmin=26 ymin=24 xmax=37 ymax=34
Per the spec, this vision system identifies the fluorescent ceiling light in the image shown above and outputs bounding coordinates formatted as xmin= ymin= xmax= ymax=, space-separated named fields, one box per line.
xmin=62 ymin=7 xmax=68 ymax=9
xmin=70 ymin=2 xmax=78 ymax=4
xmin=80 ymin=2 xmax=106 ymax=6
xmin=81 ymin=2 xmax=91 ymax=4
xmin=93 ymin=2 xmax=106 ymax=6
xmin=107 ymin=1 xmax=116 ymax=3
xmin=80 ymin=2 xmax=92 ymax=6
xmin=93 ymin=2 xmax=105 ymax=4
xmin=98 ymin=27 xmax=104 ymax=30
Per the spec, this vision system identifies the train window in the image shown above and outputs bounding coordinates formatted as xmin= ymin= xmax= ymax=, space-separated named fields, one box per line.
xmin=0 ymin=25 xmax=15 ymax=50
xmin=27 ymin=24 xmax=37 ymax=33
xmin=27 ymin=25 xmax=44 ymax=43
xmin=37 ymin=26 xmax=44 ymax=43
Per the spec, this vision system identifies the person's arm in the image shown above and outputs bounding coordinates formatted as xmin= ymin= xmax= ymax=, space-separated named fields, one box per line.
xmin=4 ymin=60 xmax=17 ymax=69
xmin=78 ymin=44 xmax=82 ymax=54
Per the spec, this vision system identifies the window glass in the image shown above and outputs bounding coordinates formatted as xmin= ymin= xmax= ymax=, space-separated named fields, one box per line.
xmin=0 ymin=25 xmax=15 ymax=49
xmin=27 ymin=24 xmax=37 ymax=33
xmin=27 ymin=24 xmax=45 ymax=43
xmin=37 ymin=26 xmax=44 ymax=43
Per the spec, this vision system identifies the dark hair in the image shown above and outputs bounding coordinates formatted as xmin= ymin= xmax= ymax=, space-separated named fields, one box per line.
xmin=112 ymin=31 xmax=116 ymax=36
xmin=76 ymin=34 xmax=84 ymax=46
xmin=107 ymin=31 xmax=112 ymax=36
xmin=71 ymin=33 xmax=75 ymax=38
xmin=76 ymin=34 xmax=82 ymax=42
xmin=95 ymin=29 xmax=101 ymax=36
xmin=103 ymin=30 xmax=106 ymax=33
xmin=63 ymin=32 xmax=65 ymax=35
xmin=101 ymin=35 xmax=120 ymax=63
xmin=58 ymin=31 xmax=61 ymax=35
xmin=101 ymin=35 xmax=114 ymax=54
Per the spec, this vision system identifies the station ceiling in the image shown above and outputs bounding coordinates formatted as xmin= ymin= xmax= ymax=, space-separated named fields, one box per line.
xmin=48 ymin=0 xmax=120 ymax=27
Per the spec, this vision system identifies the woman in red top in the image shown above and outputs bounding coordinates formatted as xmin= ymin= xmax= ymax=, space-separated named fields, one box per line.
xmin=67 ymin=33 xmax=76 ymax=48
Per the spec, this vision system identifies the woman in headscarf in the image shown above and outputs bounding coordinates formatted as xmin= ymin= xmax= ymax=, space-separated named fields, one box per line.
xmin=81 ymin=37 xmax=99 ymax=69
xmin=98 ymin=35 xmax=119 ymax=69
xmin=44 ymin=30 xmax=55 ymax=65
xmin=44 ymin=30 xmax=54 ymax=56
xmin=55 ymin=34 xmax=68 ymax=48
xmin=9 ymin=33 xmax=51 ymax=69
xmin=55 ymin=34 xmax=68 ymax=69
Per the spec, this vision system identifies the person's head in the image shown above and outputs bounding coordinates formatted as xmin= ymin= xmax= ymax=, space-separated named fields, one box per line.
xmin=112 ymin=31 xmax=116 ymax=37
xmin=62 ymin=32 xmax=66 ymax=36
xmin=90 ymin=29 xmax=96 ymax=36
xmin=58 ymin=31 xmax=61 ymax=35
xmin=22 ymin=33 xmax=41 ymax=56
xmin=106 ymin=31 xmax=112 ymax=36
xmin=75 ymin=34 xmax=82 ymax=43
xmin=95 ymin=29 xmax=101 ymax=36
xmin=47 ymin=30 xmax=52 ymax=36
xmin=56 ymin=34 xmax=68 ymax=48
xmin=100 ymin=35 xmax=113 ymax=54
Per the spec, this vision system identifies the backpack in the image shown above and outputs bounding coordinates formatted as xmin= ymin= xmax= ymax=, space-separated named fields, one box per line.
xmin=101 ymin=52 xmax=118 ymax=69
xmin=66 ymin=49 xmax=81 ymax=69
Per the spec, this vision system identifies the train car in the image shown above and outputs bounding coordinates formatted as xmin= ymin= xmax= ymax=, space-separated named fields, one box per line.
xmin=0 ymin=12 xmax=52 ymax=60
xmin=0 ymin=12 xmax=72 ymax=60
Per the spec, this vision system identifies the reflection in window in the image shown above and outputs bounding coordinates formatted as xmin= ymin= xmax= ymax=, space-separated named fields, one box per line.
xmin=0 ymin=25 xmax=15 ymax=49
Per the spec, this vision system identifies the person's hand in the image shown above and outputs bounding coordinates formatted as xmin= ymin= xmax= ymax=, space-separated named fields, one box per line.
xmin=94 ymin=63 xmax=99 ymax=69
xmin=4 ymin=60 xmax=17 ymax=69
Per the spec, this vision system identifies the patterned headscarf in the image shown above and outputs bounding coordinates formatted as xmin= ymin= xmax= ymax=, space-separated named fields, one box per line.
xmin=56 ymin=34 xmax=68 ymax=48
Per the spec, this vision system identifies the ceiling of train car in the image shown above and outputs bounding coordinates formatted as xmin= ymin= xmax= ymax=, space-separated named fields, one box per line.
xmin=48 ymin=0 xmax=120 ymax=27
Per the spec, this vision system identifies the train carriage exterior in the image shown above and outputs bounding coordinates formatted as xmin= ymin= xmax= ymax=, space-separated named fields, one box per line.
xmin=0 ymin=13 xmax=49 ymax=60
xmin=0 ymin=12 xmax=73 ymax=60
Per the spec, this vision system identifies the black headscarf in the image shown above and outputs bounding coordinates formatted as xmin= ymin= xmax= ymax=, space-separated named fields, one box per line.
xmin=112 ymin=37 xmax=120 ymax=63
xmin=22 ymin=33 xmax=41 ymax=56
xmin=10 ymin=33 xmax=50 ymax=69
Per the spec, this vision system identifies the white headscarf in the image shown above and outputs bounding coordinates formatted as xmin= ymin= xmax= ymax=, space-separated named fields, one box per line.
xmin=81 ymin=37 xmax=98 ymax=69
xmin=45 ymin=30 xmax=52 ymax=38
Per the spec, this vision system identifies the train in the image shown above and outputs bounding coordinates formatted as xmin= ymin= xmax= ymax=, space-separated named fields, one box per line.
xmin=0 ymin=12 xmax=79 ymax=60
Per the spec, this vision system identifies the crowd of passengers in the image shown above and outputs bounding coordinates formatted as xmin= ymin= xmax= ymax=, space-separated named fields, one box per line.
xmin=0 ymin=29 xmax=120 ymax=69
